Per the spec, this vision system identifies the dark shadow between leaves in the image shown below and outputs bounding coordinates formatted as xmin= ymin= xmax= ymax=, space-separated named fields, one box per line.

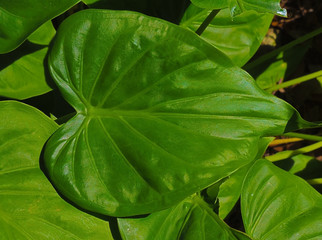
xmin=43 ymin=36 xmax=57 ymax=90
xmin=284 ymin=112 xmax=314 ymax=133
xmin=274 ymin=156 xmax=322 ymax=194
xmin=274 ymin=158 xmax=294 ymax=172
xmin=297 ymin=158 xmax=322 ymax=179
xmin=0 ymin=41 xmax=46 ymax=70
xmin=86 ymin=0 xmax=190 ymax=24
xmin=224 ymin=200 xmax=245 ymax=232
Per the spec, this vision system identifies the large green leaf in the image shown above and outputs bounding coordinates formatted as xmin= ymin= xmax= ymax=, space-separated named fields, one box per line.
xmin=0 ymin=21 xmax=55 ymax=99
xmin=44 ymin=9 xmax=313 ymax=217
xmin=241 ymin=159 xmax=322 ymax=240
xmin=0 ymin=0 xmax=79 ymax=53
xmin=190 ymin=0 xmax=287 ymax=17
xmin=118 ymin=195 xmax=251 ymax=240
xmin=83 ymin=0 xmax=190 ymax=24
xmin=180 ymin=5 xmax=273 ymax=67
xmin=0 ymin=101 xmax=113 ymax=239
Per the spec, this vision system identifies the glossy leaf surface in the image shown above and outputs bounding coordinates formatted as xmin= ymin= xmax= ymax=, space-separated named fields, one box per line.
xmin=0 ymin=101 xmax=113 ymax=240
xmin=181 ymin=5 xmax=273 ymax=66
xmin=0 ymin=0 xmax=79 ymax=53
xmin=83 ymin=0 xmax=190 ymax=24
xmin=45 ymin=10 xmax=313 ymax=217
xmin=241 ymin=159 xmax=322 ymax=240
xmin=217 ymin=137 xmax=273 ymax=219
xmin=191 ymin=0 xmax=287 ymax=17
xmin=118 ymin=195 xmax=251 ymax=240
xmin=0 ymin=21 xmax=55 ymax=99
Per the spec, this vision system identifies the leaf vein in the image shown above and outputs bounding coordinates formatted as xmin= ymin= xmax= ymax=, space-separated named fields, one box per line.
xmin=97 ymin=118 xmax=161 ymax=193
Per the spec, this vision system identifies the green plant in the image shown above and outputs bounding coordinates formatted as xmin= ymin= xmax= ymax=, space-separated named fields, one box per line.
xmin=0 ymin=0 xmax=321 ymax=239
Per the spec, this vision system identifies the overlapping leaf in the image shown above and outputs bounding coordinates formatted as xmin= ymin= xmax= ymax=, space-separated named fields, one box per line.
xmin=241 ymin=159 xmax=322 ymax=240
xmin=83 ymin=0 xmax=190 ymax=24
xmin=191 ymin=0 xmax=287 ymax=17
xmin=217 ymin=137 xmax=273 ymax=219
xmin=0 ymin=101 xmax=113 ymax=239
xmin=118 ymin=195 xmax=251 ymax=240
xmin=0 ymin=21 xmax=55 ymax=100
xmin=44 ymin=10 xmax=314 ymax=217
xmin=180 ymin=5 xmax=273 ymax=66
xmin=0 ymin=0 xmax=79 ymax=53
xmin=201 ymin=137 xmax=272 ymax=219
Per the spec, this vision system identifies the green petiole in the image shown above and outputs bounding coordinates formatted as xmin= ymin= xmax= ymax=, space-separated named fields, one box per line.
xmin=266 ymin=141 xmax=322 ymax=162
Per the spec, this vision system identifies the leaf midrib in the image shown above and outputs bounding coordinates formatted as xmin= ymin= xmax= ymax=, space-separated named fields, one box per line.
xmin=85 ymin=108 xmax=287 ymax=122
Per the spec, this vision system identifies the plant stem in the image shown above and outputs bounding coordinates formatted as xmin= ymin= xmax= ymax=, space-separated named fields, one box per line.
xmin=283 ymin=132 xmax=322 ymax=142
xmin=244 ymin=27 xmax=322 ymax=71
xmin=307 ymin=178 xmax=322 ymax=185
xmin=195 ymin=9 xmax=220 ymax=36
xmin=269 ymin=137 xmax=303 ymax=146
xmin=265 ymin=70 xmax=322 ymax=92
xmin=266 ymin=141 xmax=322 ymax=162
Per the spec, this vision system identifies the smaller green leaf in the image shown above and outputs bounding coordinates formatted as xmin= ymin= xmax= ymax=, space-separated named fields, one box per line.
xmin=0 ymin=20 xmax=55 ymax=100
xmin=0 ymin=101 xmax=114 ymax=240
xmin=274 ymin=154 xmax=314 ymax=175
xmin=191 ymin=0 xmax=287 ymax=17
xmin=289 ymin=154 xmax=314 ymax=174
xmin=0 ymin=42 xmax=53 ymax=100
xmin=180 ymin=5 xmax=273 ymax=67
xmin=241 ymin=159 xmax=322 ymax=240
xmin=28 ymin=21 xmax=56 ymax=46
xmin=217 ymin=137 xmax=273 ymax=219
xmin=229 ymin=0 xmax=287 ymax=17
xmin=118 ymin=195 xmax=251 ymax=240
xmin=0 ymin=0 xmax=79 ymax=53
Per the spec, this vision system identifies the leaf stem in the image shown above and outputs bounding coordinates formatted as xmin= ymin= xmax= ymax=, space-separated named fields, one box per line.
xmin=266 ymin=141 xmax=322 ymax=162
xmin=265 ymin=70 xmax=322 ymax=92
xmin=283 ymin=132 xmax=322 ymax=142
xmin=195 ymin=9 xmax=220 ymax=36
xmin=269 ymin=138 xmax=303 ymax=146
xmin=306 ymin=178 xmax=322 ymax=185
xmin=244 ymin=27 xmax=322 ymax=71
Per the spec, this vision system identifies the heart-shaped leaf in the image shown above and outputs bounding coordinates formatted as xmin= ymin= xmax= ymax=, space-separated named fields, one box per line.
xmin=0 ymin=101 xmax=113 ymax=239
xmin=241 ymin=159 xmax=322 ymax=239
xmin=44 ymin=9 xmax=314 ymax=217
xmin=191 ymin=0 xmax=287 ymax=17
xmin=0 ymin=0 xmax=79 ymax=53
xmin=118 ymin=195 xmax=251 ymax=240
xmin=180 ymin=5 xmax=273 ymax=66
xmin=0 ymin=21 xmax=55 ymax=100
